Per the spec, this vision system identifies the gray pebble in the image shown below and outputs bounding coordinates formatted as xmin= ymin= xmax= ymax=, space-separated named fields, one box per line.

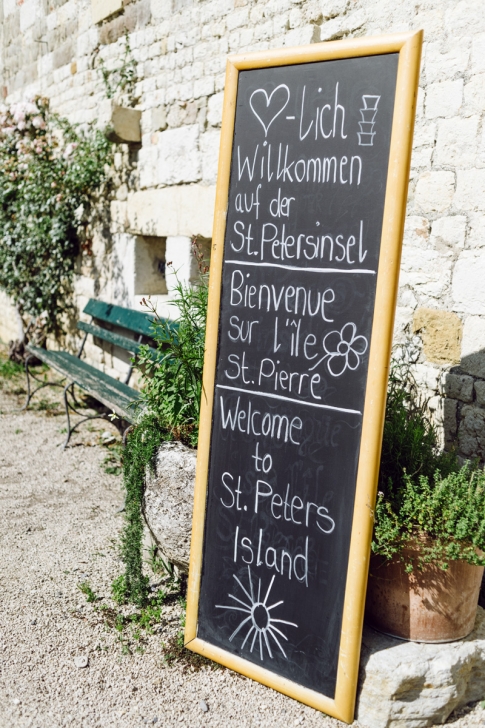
xmin=100 ymin=432 xmax=117 ymax=447
xmin=74 ymin=654 xmax=89 ymax=668
xmin=199 ymin=700 xmax=209 ymax=713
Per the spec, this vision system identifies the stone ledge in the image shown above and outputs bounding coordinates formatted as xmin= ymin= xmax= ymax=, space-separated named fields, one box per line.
xmin=356 ymin=606 xmax=485 ymax=728
xmin=91 ymin=0 xmax=122 ymax=24
xmin=143 ymin=441 xmax=197 ymax=573
xmin=127 ymin=184 xmax=216 ymax=238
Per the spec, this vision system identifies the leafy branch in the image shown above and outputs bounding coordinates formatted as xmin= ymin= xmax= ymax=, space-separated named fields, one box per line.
xmin=0 ymin=96 xmax=112 ymax=342
xmin=96 ymin=32 xmax=138 ymax=106
xmin=373 ymin=354 xmax=485 ymax=570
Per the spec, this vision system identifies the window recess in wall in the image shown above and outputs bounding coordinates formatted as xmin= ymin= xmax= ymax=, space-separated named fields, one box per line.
xmin=135 ymin=236 xmax=168 ymax=296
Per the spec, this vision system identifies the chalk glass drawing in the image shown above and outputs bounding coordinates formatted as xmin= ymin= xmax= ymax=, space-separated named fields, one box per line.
xmin=357 ymin=95 xmax=380 ymax=146
xmin=250 ymin=85 xmax=290 ymax=137
xmin=216 ymin=567 xmax=298 ymax=660
xmin=322 ymin=322 xmax=368 ymax=377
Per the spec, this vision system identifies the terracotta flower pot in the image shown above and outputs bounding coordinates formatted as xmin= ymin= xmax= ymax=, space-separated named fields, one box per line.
xmin=365 ymin=542 xmax=484 ymax=643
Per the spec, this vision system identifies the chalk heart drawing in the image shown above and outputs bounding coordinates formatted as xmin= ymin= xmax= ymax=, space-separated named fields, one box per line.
xmin=216 ymin=566 xmax=298 ymax=661
xmin=249 ymin=84 xmax=290 ymax=137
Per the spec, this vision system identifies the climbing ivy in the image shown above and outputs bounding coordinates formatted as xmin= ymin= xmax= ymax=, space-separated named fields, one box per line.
xmin=96 ymin=32 xmax=138 ymax=106
xmin=113 ymin=414 xmax=172 ymax=607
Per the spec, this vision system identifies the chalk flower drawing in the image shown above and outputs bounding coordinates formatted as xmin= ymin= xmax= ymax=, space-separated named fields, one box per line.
xmin=323 ymin=322 xmax=368 ymax=377
xmin=216 ymin=567 xmax=298 ymax=660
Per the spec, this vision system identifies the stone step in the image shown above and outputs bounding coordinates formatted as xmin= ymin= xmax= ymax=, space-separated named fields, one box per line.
xmin=356 ymin=606 xmax=485 ymax=728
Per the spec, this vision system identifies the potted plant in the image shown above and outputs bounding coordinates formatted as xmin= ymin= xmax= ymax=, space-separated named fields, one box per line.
xmin=366 ymin=358 xmax=485 ymax=642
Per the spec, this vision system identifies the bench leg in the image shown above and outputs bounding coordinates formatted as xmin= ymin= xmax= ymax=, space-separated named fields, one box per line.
xmin=62 ymin=383 xmax=130 ymax=449
xmin=63 ymin=383 xmax=74 ymax=449
xmin=22 ymin=355 xmax=33 ymax=410
xmin=122 ymin=424 xmax=134 ymax=447
xmin=21 ymin=354 xmax=65 ymax=411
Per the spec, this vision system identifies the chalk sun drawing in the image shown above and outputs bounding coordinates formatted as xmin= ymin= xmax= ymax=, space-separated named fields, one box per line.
xmin=249 ymin=85 xmax=290 ymax=137
xmin=216 ymin=566 xmax=298 ymax=660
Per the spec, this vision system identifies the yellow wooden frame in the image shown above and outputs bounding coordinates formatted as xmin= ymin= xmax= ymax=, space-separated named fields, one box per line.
xmin=185 ymin=30 xmax=423 ymax=723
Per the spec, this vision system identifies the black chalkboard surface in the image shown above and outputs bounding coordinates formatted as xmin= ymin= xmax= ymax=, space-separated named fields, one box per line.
xmin=186 ymin=32 xmax=422 ymax=722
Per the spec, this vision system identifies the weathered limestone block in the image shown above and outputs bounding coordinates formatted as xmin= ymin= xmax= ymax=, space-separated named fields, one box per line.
xmin=200 ymin=129 xmax=220 ymax=184
xmin=461 ymin=316 xmax=485 ymax=378
xmin=127 ymin=184 xmax=216 ymax=238
xmin=443 ymin=397 xmax=458 ymax=445
xmin=455 ymin=169 xmax=485 ymax=212
xmin=453 ymin=252 xmax=485 ymax=315
xmin=424 ymin=41 xmax=470 ymax=83
xmin=458 ymin=405 xmax=485 ymax=459
xmin=393 ymin=306 xmax=415 ymax=344
xmin=403 ymin=216 xmax=430 ymax=248
xmin=468 ymin=211 xmax=485 ymax=247
xmin=464 ymin=73 xmax=485 ymax=115
xmin=444 ymin=372 xmax=474 ymax=403
xmin=109 ymin=105 xmax=142 ymax=144
xmin=412 ymin=308 xmax=462 ymax=364
xmin=474 ymin=380 xmax=485 ymax=407
xmin=20 ymin=0 xmax=44 ymax=33
xmin=435 ymin=116 xmax=479 ymax=167
xmin=151 ymin=105 xmax=167 ymax=132
xmin=414 ymin=171 xmax=455 ymax=213
xmin=91 ymin=0 xmax=122 ymax=24
xmin=139 ymin=124 xmax=200 ymax=187
xmin=207 ymin=91 xmax=224 ymax=127
xmin=471 ymin=33 xmax=485 ymax=73
xmin=143 ymin=441 xmax=197 ymax=572
xmin=319 ymin=8 xmax=366 ymax=42
xmin=445 ymin=0 xmax=485 ymax=36
xmin=430 ymin=216 xmax=467 ymax=250
xmin=0 ymin=290 xmax=20 ymax=343
xmin=165 ymin=236 xmax=197 ymax=290
xmin=356 ymin=607 xmax=485 ymax=728
xmin=400 ymin=248 xmax=452 ymax=301
xmin=425 ymin=79 xmax=463 ymax=119
xmin=414 ymin=363 xmax=441 ymax=394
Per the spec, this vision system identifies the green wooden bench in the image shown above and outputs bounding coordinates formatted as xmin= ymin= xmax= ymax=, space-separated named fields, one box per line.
xmin=24 ymin=298 xmax=161 ymax=447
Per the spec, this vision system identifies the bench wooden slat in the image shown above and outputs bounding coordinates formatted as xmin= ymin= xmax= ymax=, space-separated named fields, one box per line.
xmin=27 ymin=345 xmax=141 ymax=422
xmin=83 ymin=299 xmax=156 ymax=337
xmin=77 ymin=321 xmax=157 ymax=359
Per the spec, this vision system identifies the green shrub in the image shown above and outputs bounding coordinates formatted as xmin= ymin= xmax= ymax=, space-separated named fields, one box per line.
xmin=134 ymin=265 xmax=208 ymax=448
xmin=373 ymin=465 xmax=485 ymax=570
xmin=373 ymin=357 xmax=485 ymax=570
xmin=0 ymin=97 xmax=111 ymax=339
xmin=377 ymin=358 xmax=457 ymax=497
xmin=117 ymin=247 xmax=208 ymax=605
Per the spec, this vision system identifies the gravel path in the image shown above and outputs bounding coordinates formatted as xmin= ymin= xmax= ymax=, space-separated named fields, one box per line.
xmin=0 ymin=373 xmax=483 ymax=728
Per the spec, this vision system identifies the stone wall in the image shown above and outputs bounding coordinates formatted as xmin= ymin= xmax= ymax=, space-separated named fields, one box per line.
xmin=1 ymin=0 xmax=485 ymax=458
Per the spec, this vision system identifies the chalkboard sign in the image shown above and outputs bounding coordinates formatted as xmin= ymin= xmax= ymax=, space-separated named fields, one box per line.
xmin=186 ymin=31 xmax=422 ymax=723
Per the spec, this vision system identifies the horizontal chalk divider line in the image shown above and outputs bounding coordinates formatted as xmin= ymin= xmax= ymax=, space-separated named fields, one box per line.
xmin=225 ymin=260 xmax=377 ymax=275
xmin=216 ymin=384 xmax=363 ymax=415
